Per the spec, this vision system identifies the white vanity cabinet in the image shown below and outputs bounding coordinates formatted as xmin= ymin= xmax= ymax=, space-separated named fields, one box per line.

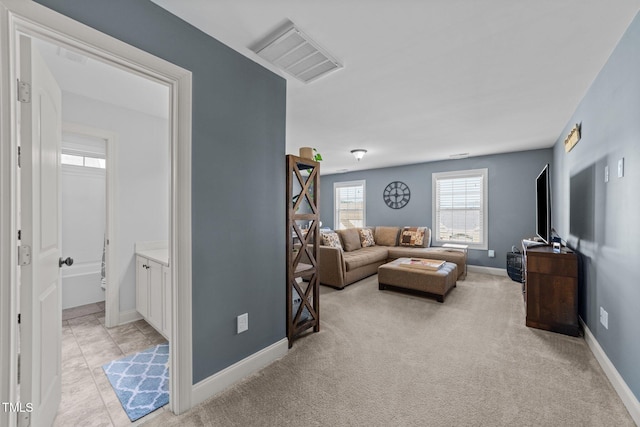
xmin=136 ymin=247 xmax=171 ymax=340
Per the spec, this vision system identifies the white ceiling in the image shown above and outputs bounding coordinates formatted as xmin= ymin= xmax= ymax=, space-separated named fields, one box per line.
xmin=150 ymin=0 xmax=639 ymax=174
xmin=34 ymin=38 xmax=169 ymax=120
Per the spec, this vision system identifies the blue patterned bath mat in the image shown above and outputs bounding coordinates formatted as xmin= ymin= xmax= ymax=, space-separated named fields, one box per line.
xmin=102 ymin=343 xmax=169 ymax=421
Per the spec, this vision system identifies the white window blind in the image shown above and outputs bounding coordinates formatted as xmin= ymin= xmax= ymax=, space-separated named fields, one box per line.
xmin=61 ymin=134 xmax=106 ymax=169
xmin=60 ymin=152 xmax=106 ymax=169
xmin=334 ymin=180 xmax=365 ymax=230
xmin=432 ymin=169 xmax=488 ymax=249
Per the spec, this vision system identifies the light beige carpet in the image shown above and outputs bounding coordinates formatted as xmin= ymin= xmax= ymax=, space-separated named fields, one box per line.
xmin=146 ymin=273 xmax=635 ymax=426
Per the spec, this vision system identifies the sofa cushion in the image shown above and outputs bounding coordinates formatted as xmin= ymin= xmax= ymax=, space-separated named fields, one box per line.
xmin=400 ymin=227 xmax=430 ymax=247
xmin=359 ymin=228 xmax=375 ymax=247
xmin=337 ymin=228 xmax=362 ymax=252
xmin=343 ymin=246 xmax=389 ymax=271
xmin=321 ymin=231 xmax=342 ymax=249
xmin=375 ymin=226 xmax=400 ymax=246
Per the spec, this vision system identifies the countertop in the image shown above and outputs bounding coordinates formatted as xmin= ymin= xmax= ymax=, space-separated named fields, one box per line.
xmin=136 ymin=248 xmax=169 ymax=266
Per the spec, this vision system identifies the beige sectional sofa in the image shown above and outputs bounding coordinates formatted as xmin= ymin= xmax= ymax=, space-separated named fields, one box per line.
xmin=318 ymin=226 xmax=467 ymax=289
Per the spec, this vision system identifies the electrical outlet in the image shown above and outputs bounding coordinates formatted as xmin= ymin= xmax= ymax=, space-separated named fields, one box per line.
xmin=600 ymin=307 xmax=608 ymax=330
xmin=488 ymin=249 xmax=495 ymax=258
xmin=604 ymin=165 xmax=609 ymax=183
xmin=237 ymin=313 xmax=248 ymax=334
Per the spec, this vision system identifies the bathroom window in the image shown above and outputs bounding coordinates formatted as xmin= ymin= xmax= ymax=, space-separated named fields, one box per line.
xmin=61 ymin=152 xmax=105 ymax=169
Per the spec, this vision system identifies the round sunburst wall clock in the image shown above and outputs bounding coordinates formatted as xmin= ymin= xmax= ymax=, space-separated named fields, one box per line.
xmin=383 ymin=181 xmax=410 ymax=209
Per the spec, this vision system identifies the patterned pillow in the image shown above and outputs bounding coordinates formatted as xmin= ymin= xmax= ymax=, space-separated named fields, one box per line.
xmin=400 ymin=227 xmax=429 ymax=247
xmin=321 ymin=232 xmax=342 ymax=249
xmin=359 ymin=228 xmax=375 ymax=247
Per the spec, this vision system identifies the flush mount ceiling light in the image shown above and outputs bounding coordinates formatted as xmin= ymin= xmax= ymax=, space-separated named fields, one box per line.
xmin=351 ymin=149 xmax=367 ymax=161
xmin=252 ymin=20 xmax=342 ymax=84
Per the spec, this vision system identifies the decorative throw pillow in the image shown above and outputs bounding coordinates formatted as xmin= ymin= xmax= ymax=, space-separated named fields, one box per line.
xmin=321 ymin=232 xmax=342 ymax=249
xmin=423 ymin=227 xmax=432 ymax=247
xmin=375 ymin=226 xmax=400 ymax=247
xmin=400 ymin=227 xmax=429 ymax=247
xmin=338 ymin=228 xmax=362 ymax=252
xmin=359 ymin=228 xmax=375 ymax=247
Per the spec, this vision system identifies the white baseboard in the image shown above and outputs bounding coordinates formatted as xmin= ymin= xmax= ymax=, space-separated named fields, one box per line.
xmin=118 ymin=309 xmax=142 ymax=325
xmin=581 ymin=318 xmax=640 ymax=425
xmin=467 ymin=265 xmax=507 ymax=276
xmin=191 ymin=338 xmax=289 ymax=407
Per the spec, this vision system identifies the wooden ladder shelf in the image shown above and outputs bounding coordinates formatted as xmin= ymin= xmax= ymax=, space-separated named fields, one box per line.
xmin=286 ymin=155 xmax=320 ymax=347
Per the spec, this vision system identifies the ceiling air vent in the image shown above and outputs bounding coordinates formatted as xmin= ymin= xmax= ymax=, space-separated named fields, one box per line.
xmin=252 ymin=21 xmax=342 ymax=83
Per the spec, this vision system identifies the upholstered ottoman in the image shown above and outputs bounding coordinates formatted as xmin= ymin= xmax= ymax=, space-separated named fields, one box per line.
xmin=378 ymin=258 xmax=458 ymax=302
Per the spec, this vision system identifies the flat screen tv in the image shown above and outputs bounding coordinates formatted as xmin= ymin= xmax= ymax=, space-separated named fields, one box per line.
xmin=536 ymin=164 xmax=551 ymax=244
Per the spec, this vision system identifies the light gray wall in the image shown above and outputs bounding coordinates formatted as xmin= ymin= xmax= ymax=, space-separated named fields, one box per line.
xmin=35 ymin=0 xmax=287 ymax=383
xmin=321 ymin=149 xmax=552 ymax=268
xmin=552 ymin=12 xmax=640 ymax=400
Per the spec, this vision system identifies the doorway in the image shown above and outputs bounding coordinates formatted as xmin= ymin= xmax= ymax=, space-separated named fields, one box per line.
xmin=0 ymin=3 xmax=194 ymax=425
xmin=25 ymin=34 xmax=172 ymax=424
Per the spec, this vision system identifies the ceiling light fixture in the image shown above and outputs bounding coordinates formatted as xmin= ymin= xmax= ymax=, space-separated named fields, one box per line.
xmin=351 ymin=149 xmax=367 ymax=161
xmin=252 ymin=20 xmax=342 ymax=84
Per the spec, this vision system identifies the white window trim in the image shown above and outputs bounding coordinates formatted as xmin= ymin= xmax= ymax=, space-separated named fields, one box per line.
xmin=432 ymin=168 xmax=488 ymax=250
xmin=333 ymin=180 xmax=366 ymax=230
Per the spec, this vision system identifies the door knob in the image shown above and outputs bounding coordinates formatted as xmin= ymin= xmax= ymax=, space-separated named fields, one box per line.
xmin=59 ymin=257 xmax=74 ymax=268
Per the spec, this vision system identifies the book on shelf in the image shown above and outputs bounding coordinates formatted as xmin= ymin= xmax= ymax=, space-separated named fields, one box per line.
xmin=398 ymin=258 xmax=445 ymax=271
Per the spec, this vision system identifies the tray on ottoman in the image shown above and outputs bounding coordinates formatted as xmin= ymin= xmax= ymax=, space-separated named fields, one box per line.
xmin=397 ymin=258 xmax=446 ymax=271
xmin=378 ymin=257 xmax=457 ymax=302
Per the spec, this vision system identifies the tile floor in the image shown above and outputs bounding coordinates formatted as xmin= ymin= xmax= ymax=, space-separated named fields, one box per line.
xmin=55 ymin=302 xmax=169 ymax=426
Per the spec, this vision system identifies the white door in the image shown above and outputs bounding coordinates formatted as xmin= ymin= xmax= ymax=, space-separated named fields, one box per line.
xmin=19 ymin=35 xmax=63 ymax=427
xmin=148 ymin=259 xmax=163 ymax=332
xmin=136 ymin=255 xmax=149 ymax=318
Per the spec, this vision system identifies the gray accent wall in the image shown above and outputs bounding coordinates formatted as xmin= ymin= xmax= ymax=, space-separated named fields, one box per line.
xmin=321 ymin=149 xmax=552 ymax=268
xmin=35 ymin=0 xmax=287 ymax=383
xmin=552 ymin=12 xmax=640 ymax=400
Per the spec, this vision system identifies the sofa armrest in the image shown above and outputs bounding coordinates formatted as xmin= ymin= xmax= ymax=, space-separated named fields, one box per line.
xmin=318 ymin=245 xmax=346 ymax=288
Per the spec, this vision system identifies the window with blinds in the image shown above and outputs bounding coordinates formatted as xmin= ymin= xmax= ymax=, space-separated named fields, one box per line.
xmin=432 ymin=169 xmax=488 ymax=249
xmin=334 ymin=180 xmax=366 ymax=230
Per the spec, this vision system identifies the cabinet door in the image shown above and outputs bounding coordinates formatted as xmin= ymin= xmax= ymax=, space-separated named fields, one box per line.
xmin=136 ymin=256 xmax=148 ymax=317
xmin=148 ymin=259 xmax=163 ymax=331
xmin=162 ymin=265 xmax=171 ymax=339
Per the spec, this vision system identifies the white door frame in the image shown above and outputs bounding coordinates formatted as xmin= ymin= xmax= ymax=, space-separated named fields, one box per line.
xmin=61 ymin=123 xmax=119 ymax=327
xmin=0 ymin=1 xmax=193 ymax=424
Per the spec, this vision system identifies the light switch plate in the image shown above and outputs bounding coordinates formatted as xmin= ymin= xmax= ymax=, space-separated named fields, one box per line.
xmin=600 ymin=307 xmax=608 ymax=330
xmin=618 ymin=158 xmax=624 ymax=178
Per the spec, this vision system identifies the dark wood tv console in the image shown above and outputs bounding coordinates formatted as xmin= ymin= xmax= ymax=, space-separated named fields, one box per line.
xmin=524 ymin=245 xmax=579 ymax=336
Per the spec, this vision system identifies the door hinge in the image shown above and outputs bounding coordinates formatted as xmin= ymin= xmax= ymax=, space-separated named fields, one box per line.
xmin=18 ymin=313 xmax=20 ymax=324
xmin=17 ymin=80 xmax=31 ymax=103
xmin=17 ymin=146 xmax=21 ymax=168
xmin=18 ymin=245 xmax=31 ymax=266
